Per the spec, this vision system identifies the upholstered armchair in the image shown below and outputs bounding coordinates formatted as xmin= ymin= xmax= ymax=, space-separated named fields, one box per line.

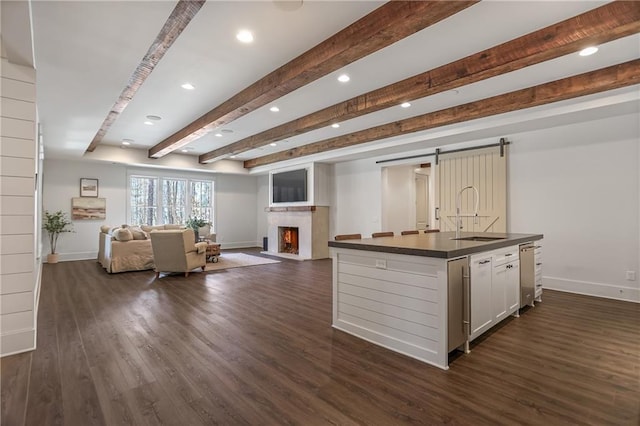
xmin=149 ymin=229 xmax=208 ymax=278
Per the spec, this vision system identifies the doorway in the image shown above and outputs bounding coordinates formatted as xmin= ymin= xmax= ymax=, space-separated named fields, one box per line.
xmin=415 ymin=170 xmax=429 ymax=230
xmin=381 ymin=163 xmax=431 ymax=233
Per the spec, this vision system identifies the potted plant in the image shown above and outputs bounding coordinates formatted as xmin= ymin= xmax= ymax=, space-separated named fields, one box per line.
xmin=43 ymin=210 xmax=73 ymax=263
xmin=185 ymin=216 xmax=210 ymax=242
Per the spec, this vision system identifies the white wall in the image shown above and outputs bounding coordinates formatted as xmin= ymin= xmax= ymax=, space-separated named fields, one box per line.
xmin=508 ymin=113 xmax=639 ymax=302
xmin=215 ymin=173 xmax=259 ymax=248
xmin=333 ymin=113 xmax=639 ymax=302
xmin=333 ymin=159 xmax=382 ymax=239
xmin=256 ymin=174 xmax=269 ymax=246
xmin=43 ymin=160 xmax=127 ymax=260
xmin=42 ymin=159 xmax=260 ymax=260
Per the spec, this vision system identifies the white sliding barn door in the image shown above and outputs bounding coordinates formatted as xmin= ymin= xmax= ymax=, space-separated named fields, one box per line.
xmin=434 ymin=146 xmax=507 ymax=233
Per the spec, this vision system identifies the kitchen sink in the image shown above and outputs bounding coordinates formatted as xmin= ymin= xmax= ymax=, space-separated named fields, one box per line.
xmin=451 ymin=236 xmax=506 ymax=242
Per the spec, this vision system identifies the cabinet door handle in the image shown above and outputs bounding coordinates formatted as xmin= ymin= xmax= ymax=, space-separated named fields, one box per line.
xmin=435 ymin=207 xmax=440 ymax=221
xmin=536 ymin=262 xmax=542 ymax=266
xmin=505 ymin=253 xmax=513 ymax=257
xmin=479 ymin=260 xmax=490 ymax=265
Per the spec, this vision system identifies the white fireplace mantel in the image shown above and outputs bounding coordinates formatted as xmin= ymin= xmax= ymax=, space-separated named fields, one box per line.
xmin=265 ymin=206 xmax=329 ymax=260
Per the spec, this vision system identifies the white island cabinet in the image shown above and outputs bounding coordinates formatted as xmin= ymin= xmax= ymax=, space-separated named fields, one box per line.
xmin=469 ymin=253 xmax=493 ymax=338
xmin=329 ymin=231 xmax=543 ymax=370
xmin=332 ymin=249 xmax=450 ymax=369
xmin=469 ymin=245 xmax=521 ymax=341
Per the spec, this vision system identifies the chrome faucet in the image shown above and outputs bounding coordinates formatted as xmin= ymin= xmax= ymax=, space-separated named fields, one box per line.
xmin=455 ymin=185 xmax=479 ymax=239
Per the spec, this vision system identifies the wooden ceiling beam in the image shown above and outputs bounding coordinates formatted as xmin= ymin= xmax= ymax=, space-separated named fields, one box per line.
xmin=85 ymin=0 xmax=205 ymax=153
xmin=243 ymin=60 xmax=640 ymax=168
xmin=148 ymin=1 xmax=478 ymax=158
xmin=201 ymin=1 xmax=640 ymax=163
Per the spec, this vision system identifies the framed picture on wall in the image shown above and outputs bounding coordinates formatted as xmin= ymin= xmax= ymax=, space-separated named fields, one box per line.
xmin=80 ymin=178 xmax=98 ymax=197
xmin=72 ymin=197 xmax=106 ymax=220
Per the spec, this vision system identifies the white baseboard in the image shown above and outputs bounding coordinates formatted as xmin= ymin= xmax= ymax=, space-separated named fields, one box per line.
xmin=45 ymin=245 xmax=267 ymax=263
xmin=1 ymin=328 xmax=35 ymax=357
xmin=43 ymin=251 xmax=98 ymax=262
xmin=544 ymin=276 xmax=640 ymax=303
xmin=219 ymin=242 xmax=261 ymax=250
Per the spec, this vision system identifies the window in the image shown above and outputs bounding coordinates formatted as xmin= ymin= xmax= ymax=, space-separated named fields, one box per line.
xmin=130 ymin=176 xmax=158 ymax=225
xmin=162 ymin=178 xmax=187 ymax=224
xmin=129 ymin=174 xmax=214 ymax=228
xmin=190 ymin=180 xmax=213 ymax=223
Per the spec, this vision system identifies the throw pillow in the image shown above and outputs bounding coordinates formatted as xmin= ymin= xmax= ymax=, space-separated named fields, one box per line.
xmin=113 ymin=228 xmax=133 ymax=242
xmin=130 ymin=226 xmax=147 ymax=240
xmin=141 ymin=225 xmax=164 ymax=232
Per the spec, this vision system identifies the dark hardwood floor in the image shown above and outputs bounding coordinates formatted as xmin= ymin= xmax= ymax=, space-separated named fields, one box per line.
xmin=2 ymin=249 xmax=639 ymax=425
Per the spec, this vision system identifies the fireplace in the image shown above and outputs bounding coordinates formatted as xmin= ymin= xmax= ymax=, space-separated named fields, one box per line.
xmin=278 ymin=227 xmax=299 ymax=254
xmin=266 ymin=206 xmax=329 ymax=260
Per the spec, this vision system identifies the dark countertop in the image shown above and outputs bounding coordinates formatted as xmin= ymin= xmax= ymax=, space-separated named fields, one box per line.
xmin=328 ymin=231 xmax=543 ymax=259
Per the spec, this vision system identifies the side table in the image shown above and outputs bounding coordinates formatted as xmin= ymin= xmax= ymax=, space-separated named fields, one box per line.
xmin=205 ymin=241 xmax=221 ymax=263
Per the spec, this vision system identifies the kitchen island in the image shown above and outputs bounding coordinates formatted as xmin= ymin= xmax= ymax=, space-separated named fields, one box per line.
xmin=328 ymin=231 xmax=543 ymax=369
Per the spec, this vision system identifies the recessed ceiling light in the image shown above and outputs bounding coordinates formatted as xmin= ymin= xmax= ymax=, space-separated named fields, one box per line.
xmin=273 ymin=0 xmax=303 ymax=11
xmin=181 ymin=83 xmax=195 ymax=90
xmin=215 ymin=133 xmax=223 ymax=137
xmin=122 ymin=139 xmax=133 ymax=145
xmin=144 ymin=121 xmax=154 ymax=126
xmin=401 ymin=102 xmax=411 ymax=108
xmin=236 ymin=30 xmax=254 ymax=43
xmin=230 ymin=155 xmax=237 ymax=159
xmin=181 ymin=149 xmax=189 ymax=153
xmin=579 ymin=46 xmax=598 ymax=56
xmin=270 ymin=106 xmax=280 ymax=112
xmin=331 ymin=123 xmax=340 ymax=128
xmin=337 ymin=74 xmax=350 ymax=83
xmin=270 ymin=142 xmax=277 ymax=147
xmin=145 ymin=115 xmax=162 ymax=121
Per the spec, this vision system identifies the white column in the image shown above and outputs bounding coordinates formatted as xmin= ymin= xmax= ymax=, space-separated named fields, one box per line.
xmin=0 ymin=52 xmax=38 ymax=356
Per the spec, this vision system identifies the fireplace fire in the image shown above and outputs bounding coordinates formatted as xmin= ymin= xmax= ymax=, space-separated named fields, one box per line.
xmin=278 ymin=226 xmax=299 ymax=255
xmin=266 ymin=206 xmax=329 ymax=260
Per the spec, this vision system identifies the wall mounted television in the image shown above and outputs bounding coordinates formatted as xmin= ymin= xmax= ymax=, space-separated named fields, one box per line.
xmin=272 ymin=168 xmax=308 ymax=203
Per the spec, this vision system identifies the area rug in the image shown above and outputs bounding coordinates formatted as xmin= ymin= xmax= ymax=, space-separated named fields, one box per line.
xmin=204 ymin=253 xmax=280 ymax=272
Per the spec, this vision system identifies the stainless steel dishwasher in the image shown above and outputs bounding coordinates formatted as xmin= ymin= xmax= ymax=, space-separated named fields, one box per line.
xmin=519 ymin=243 xmax=535 ymax=308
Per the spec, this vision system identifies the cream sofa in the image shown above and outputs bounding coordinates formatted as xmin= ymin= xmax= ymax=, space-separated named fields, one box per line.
xmin=98 ymin=224 xmax=184 ymax=273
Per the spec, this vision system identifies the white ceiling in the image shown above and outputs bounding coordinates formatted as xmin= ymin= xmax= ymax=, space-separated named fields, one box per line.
xmin=13 ymin=1 xmax=640 ymax=172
